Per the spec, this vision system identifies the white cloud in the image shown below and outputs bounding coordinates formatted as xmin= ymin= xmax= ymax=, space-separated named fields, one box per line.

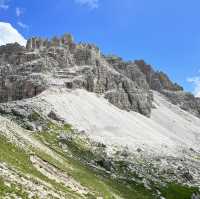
xmin=0 ymin=0 xmax=9 ymax=10
xmin=187 ymin=76 xmax=200 ymax=97
xmin=17 ymin=21 xmax=29 ymax=29
xmin=0 ymin=22 xmax=26 ymax=46
xmin=16 ymin=8 xmax=28 ymax=30
xmin=75 ymin=0 xmax=99 ymax=9
xmin=16 ymin=7 xmax=24 ymax=17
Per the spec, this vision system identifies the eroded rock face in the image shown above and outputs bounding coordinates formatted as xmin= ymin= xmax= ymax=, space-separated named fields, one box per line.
xmin=135 ymin=60 xmax=183 ymax=91
xmin=0 ymin=34 xmax=199 ymax=117
xmin=160 ymin=90 xmax=200 ymax=117
xmin=105 ymin=56 xmax=149 ymax=90
xmin=0 ymin=35 xmax=153 ymax=116
xmin=132 ymin=60 xmax=200 ymax=117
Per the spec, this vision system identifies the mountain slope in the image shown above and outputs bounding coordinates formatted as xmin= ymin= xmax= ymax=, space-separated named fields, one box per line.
xmin=19 ymin=87 xmax=200 ymax=156
xmin=0 ymin=34 xmax=200 ymax=198
xmin=0 ymin=102 xmax=199 ymax=199
xmin=0 ymin=114 xmax=149 ymax=198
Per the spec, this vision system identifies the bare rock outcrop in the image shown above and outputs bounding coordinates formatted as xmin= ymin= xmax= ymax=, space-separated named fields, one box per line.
xmin=160 ymin=89 xmax=200 ymax=117
xmin=135 ymin=60 xmax=183 ymax=91
xmin=0 ymin=34 xmax=199 ymax=118
xmin=0 ymin=34 xmax=153 ymax=116
xmin=133 ymin=60 xmax=200 ymax=117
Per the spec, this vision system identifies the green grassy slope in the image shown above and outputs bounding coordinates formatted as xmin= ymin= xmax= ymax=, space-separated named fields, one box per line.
xmin=0 ymin=121 xmax=199 ymax=199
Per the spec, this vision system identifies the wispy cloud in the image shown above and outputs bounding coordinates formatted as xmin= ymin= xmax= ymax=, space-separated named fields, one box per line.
xmin=16 ymin=7 xmax=24 ymax=17
xmin=17 ymin=21 xmax=29 ymax=29
xmin=0 ymin=0 xmax=9 ymax=10
xmin=15 ymin=7 xmax=28 ymax=30
xmin=187 ymin=75 xmax=200 ymax=97
xmin=75 ymin=0 xmax=99 ymax=9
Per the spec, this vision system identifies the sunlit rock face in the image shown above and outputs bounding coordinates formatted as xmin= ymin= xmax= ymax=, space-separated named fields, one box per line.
xmin=0 ymin=33 xmax=199 ymax=117
xmin=0 ymin=34 xmax=152 ymax=116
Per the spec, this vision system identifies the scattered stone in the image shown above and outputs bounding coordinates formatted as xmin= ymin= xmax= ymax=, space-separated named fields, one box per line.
xmin=48 ymin=111 xmax=64 ymax=122
xmin=58 ymin=133 xmax=73 ymax=143
xmin=137 ymin=148 xmax=142 ymax=153
xmin=96 ymin=158 xmax=114 ymax=172
xmin=182 ymin=171 xmax=193 ymax=182
xmin=191 ymin=193 xmax=200 ymax=199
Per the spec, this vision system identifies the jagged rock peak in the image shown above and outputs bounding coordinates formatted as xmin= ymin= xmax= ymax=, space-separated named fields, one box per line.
xmin=134 ymin=60 xmax=183 ymax=91
xmin=26 ymin=33 xmax=74 ymax=50
xmin=76 ymin=42 xmax=100 ymax=54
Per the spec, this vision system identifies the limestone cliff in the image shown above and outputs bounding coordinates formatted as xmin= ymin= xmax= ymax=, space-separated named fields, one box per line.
xmin=0 ymin=34 xmax=199 ymax=118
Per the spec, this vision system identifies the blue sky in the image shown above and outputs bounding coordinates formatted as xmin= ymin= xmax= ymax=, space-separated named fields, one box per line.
xmin=0 ymin=0 xmax=200 ymax=94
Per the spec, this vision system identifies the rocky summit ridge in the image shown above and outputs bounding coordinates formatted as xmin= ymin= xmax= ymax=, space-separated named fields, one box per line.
xmin=0 ymin=33 xmax=199 ymax=118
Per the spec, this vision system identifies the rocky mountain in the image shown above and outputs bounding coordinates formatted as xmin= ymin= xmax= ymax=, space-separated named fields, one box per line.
xmin=0 ymin=34 xmax=200 ymax=199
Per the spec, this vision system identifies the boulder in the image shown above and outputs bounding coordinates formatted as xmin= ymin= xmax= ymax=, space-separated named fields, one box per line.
xmin=48 ymin=111 xmax=65 ymax=122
